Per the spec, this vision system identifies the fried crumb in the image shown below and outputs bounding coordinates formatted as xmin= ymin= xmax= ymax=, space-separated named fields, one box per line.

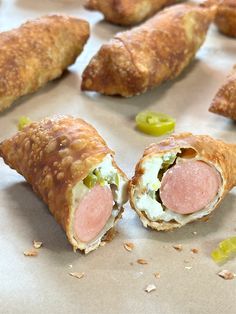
xmin=137 ymin=259 xmax=148 ymax=265
xmin=24 ymin=249 xmax=38 ymax=257
xmin=154 ymin=272 xmax=160 ymax=279
xmin=191 ymin=248 xmax=199 ymax=254
xmin=218 ymin=270 xmax=236 ymax=280
xmin=123 ymin=242 xmax=135 ymax=252
xmin=102 ymin=228 xmax=118 ymax=243
xmin=185 ymin=266 xmax=192 ymax=270
xmin=33 ymin=240 xmax=43 ymax=249
xmin=69 ymin=272 xmax=85 ymax=279
xmin=145 ymin=284 xmax=156 ymax=293
xmin=173 ymin=244 xmax=183 ymax=251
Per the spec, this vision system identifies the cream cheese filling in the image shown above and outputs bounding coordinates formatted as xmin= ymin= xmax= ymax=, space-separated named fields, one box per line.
xmin=133 ymin=152 xmax=223 ymax=225
xmin=72 ymin=154 xmax=127 ymax=251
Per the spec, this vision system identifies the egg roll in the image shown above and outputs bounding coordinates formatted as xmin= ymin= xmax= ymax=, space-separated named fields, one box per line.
xmin=85 ymin=0 xmax=181 ymax=26
xmin=129 ymin=133 xmax=236 ymax=231
xmin=215 ymin=0 xmax=236 ymax=37
xmin=0 ymin=116 xmax=128 ymax=253
xmin=81 ymin=3 xmax=216 ymax=97
xmin=0 ymin=15 xmax=89 ymax=113
xmin=209 ymin=66 xmax=236 ymax=120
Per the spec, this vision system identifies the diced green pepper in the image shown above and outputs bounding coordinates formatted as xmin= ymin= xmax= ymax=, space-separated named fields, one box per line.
xmin=83 ymin=173 xmax=97 ymax=188
xmin=18 ymin=116 xmax=32 ymax=131
xmin=211 ymin=248 xmax=227 ymax=263
xmin=211 ymin=236 xmax=236 ymax=263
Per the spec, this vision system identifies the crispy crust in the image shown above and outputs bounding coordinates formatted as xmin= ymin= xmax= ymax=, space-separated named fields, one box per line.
xmin=85 ymin=0 xmax=180 ymax=26
xmin=0 ymin=116 xmax=127 ymax=252
xmin=129 ymin=133 xmax=236 ymax=231
xmin=81 ymin=4 xmax=215 ymax=97
xmin=0 ymin=15 xmax=89 ymax=113
xmin=209 ymin=66 xmax=236 ymax=120
xmin=215 ymin=0 xmax=236 ymax=37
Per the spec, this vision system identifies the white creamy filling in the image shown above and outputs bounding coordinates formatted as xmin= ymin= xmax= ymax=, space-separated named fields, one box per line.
xmin=134 ymin=153 xmax=222 ymax=225
xmin=72 ymin=154 xmax=127 ymax=247
xmin=97 ymin=155 xmax=128 ymax=205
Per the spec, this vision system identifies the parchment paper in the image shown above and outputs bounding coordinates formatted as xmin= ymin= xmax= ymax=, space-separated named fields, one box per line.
xmin=0 ymin=1 xmax=235 ymax=313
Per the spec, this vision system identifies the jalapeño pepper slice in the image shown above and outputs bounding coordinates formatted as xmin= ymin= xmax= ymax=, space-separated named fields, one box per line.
xmin=135 ymin=111 xmax=175 ymax=136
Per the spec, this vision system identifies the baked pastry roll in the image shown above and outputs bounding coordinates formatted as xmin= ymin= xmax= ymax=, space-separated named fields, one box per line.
xmin=209 ymin=66 xmax=236 ymax=120
xmin=0 ymin=15 xmax=89 ymax=113
xmin=215 ymin=0 xmax=236 ymax=37
xmin=0 ymin=116 xmax=128 ymax=253
xmin=82 ymin=3 xmax=215 ymax=97
xmin=129 ymin=133 xmax=236 ymax=231
xmin=85 ymin=0 xmax=180 ymax=26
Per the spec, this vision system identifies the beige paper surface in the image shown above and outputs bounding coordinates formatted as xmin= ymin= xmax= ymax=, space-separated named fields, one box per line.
xmin=0 ymin=1 xmax=235 ymax=313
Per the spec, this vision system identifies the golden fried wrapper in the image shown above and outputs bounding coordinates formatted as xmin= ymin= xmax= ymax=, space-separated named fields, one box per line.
xmin=81 ymin=3 xmax=215 ymax=97
xmin=129 ymin=133 xmax=236 ymax=231
xmin=0 ymin=116 xmax=128 ymax=253
xmin=0 ymin=15 xmax=89 ymax=112
xmin=209 ymin=66 xmax=236 ymax=120
xmin=85 ymin=0 xmax=181 ymax=26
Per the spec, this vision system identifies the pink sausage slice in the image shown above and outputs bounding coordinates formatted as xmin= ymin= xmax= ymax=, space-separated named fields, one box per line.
xmin=160 ymin=160 xmax=221 ymax=215
xmin=74 ymin=185 xmax=113 ymax=243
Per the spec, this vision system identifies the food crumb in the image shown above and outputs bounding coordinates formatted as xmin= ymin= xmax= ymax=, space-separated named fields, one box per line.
xmin=24 ymin=249 xmax=38 ymax=257
xmin=173 ymin=244 xmax=183 ymax=251
xmin=185 ymin=266 xmax=192 ymax=270
xmin=69 ymin=272 xmax=85 ymax=279
xmin=218 ymin=270 xmax=236 ymax=280
xmin=145 ymin=284 xmax=156 ymax=293
xmin=33 ymin=240 xmax=43 ymax=249
xmin=102 ymin=228 xmax=118 ymax=243
xmin=137 ymin=259 xmax=148 ymax=265
xmin=154 ymin=272 xmax=160 ymax=279
xmin=100 ymin=241 xmax=106 ymax=247
xmin=123 ymin=242 xmax=135 ymax=252
xmin=192 ymin=231 xmax=197 ymax=235
xmin=191 ymin=248 xmax=199 ymax=254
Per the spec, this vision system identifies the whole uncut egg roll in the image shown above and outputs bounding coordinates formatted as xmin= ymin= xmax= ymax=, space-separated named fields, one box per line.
xmin=209 ymin=66 xmax=236 ymax=120
xmin=129 ymin=133 xmax=236 ymax=231
xmin=0 ymin=15 xmax=89 ymax=113
xmin=0 ymin=116 xmax=128 ymax=253
xmin=81 ymin=3 xmax=215 ymax=97
xmin=85 ymin=0 xmax=181 ymax=26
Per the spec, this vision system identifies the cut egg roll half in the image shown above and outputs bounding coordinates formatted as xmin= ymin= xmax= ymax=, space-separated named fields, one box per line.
xmin=0 ymin=116 xmax=128 ymax=253
xmin=129 ymin=133 xmax=236 ymax=231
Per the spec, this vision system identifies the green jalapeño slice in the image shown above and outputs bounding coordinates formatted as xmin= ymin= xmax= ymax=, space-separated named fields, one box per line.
xmin=135 ymin=111 xmax=175 ymax=136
